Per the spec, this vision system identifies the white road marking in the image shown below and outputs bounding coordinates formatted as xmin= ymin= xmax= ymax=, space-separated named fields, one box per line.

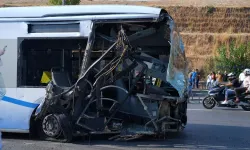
xmin=95 ymin=145 xmax=130 ymax=150
xmin=187 ymin=108 xmax=250 ymax=112
xmin=187 ymin=109 xmax=211 ymax=111
xmin=24 ymin=142 xmax=34 ymax=145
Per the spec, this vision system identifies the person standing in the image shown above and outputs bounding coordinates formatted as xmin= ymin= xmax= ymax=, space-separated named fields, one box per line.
xmin=188 ymin=70 xmax=193 ymax=78
xmin=188 ymin=73 xmax=193 ymax=98
xmin=195 ymin=69 xmax=200 ymax=88
xmin=216 ymin=71 xmax=223 ymax=83
xmin=188 ymin=69 xmax=194 ymax=85
xmin=191 ymin=69 xmax=197 ymax=88
xmin=206 ymin=72 xmax=212 ymax=89
xmin=0 ymin=46 xmax=7 ymax=100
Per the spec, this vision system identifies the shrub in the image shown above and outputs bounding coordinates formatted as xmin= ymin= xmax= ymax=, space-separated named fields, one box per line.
xmin=203 ymin=57 xmax=216 ymax=76
xmin=206 ymin=6 xmax=216 ymax=14
xmin=214 ymin=41 xmax=250 ymax=75
xmin=48 ymin=0 xmax=80 ymax=5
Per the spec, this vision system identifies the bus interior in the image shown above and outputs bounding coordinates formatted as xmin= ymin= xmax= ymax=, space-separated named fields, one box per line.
xmin=17 ymin=22 xmax=172 ymax=88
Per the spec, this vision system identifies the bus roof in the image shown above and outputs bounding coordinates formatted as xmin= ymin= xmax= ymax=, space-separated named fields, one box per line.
xmin=0 ymin=5 xmax=162 ymax=18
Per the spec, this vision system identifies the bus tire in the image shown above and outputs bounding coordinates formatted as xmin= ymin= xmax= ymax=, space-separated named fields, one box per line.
xmin=38 ymin=113 xmax=73 ymax=143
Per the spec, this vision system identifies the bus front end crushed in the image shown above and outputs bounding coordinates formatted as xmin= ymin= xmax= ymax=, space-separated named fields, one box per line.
xmin=34 ymin=9 xmax=188 ymax=142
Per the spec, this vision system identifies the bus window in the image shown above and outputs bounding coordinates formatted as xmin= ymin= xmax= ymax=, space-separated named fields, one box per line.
xmin=17 ymin=38 xmax=87 ymax=87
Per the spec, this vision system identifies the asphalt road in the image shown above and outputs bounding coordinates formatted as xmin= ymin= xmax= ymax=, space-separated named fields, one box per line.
xmin=2 ymin=104 xmax=250 ymax=150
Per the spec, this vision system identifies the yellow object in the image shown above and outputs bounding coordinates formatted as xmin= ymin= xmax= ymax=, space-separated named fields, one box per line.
xmin=40 ymin=71 xmax=52 ymax=84
xmin=155 ymin=78 xmax=162 ymax=87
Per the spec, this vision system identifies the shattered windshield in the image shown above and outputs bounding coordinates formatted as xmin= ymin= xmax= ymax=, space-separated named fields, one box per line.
xmin=167 ymin=17 xmax=188 ymax=98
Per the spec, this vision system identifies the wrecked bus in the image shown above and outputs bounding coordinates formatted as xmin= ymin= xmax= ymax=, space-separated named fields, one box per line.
xmin=0 ymin=5 xmax=188 ymax=142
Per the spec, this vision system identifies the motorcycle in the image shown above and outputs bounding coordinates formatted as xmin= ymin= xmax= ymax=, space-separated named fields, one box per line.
xmin=202 ymin=85 xmax=250 ymax=111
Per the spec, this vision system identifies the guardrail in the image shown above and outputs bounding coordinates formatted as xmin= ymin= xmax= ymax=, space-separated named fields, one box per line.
xmin=189 ymin=89 xmax=207 ymax=103
xmin=189 ymin=81 xmax=228 ymax=103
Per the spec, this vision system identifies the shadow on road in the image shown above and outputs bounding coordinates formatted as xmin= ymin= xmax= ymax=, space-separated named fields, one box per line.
xmin=75 ymin=123 xmax=250 ymax=150
xmin=3 ymin=123 xmax=250 ymax=150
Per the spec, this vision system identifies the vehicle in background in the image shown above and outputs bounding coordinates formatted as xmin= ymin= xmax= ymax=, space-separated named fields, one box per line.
xmin=202 ymin=86 xmax=250 ymax=111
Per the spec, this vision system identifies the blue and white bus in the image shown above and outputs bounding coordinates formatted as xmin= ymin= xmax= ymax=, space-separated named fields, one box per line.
xmin=0 ymin=4 xmax=188 ymax=142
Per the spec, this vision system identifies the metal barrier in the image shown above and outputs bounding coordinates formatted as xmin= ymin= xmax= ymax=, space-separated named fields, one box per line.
xmin=189 ymin=89 xmax=207 ymax=103
xmin=189 ymin=81 xmax=227 ymax=103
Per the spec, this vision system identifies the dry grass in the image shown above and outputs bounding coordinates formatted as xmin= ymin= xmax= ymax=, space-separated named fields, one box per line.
xmin=166 ymin=6 xmax=250 ymax=33
xmin=182 ymin=33 xmax=250 ymax=70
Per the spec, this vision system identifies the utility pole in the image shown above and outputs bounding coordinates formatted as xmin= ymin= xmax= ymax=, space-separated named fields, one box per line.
xmin=62 ymin=0 xmax=65 ymax=5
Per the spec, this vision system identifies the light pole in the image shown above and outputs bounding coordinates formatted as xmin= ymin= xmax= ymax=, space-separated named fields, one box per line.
xmin=62 ymin=0 xmax=65 ymax=5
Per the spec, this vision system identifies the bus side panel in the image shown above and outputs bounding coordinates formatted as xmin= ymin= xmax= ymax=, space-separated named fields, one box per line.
xmin=0 ymin=88 xmax=45 ymax=131
xmin=0 ymin=23 xmax=46 ymax=132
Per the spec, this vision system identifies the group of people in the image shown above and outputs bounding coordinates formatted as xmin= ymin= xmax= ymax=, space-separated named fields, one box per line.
xmin=209 ymin=69 xmax=250 ymax=104
xmin=188 ymin=69 xmax=200 ymax=89
xmin=206 ymin=71 xmax=228 ymax=89
xmin=187 ymin=69 xmax=200 ymax=97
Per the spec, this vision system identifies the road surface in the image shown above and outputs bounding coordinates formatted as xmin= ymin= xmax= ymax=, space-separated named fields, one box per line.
xmin=2 ymin=104 xmax=250 ymax=150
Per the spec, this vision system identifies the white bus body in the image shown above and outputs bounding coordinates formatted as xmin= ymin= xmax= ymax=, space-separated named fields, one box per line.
xmin=0 ymin=5 xmax=162 ymax=133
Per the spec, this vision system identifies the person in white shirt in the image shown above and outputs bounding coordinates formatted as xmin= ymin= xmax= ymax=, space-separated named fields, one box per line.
xmin=234 ymin=69 xmax=250 ymax=103
xmin=206 ymin=72 xmax=212 ymax=89
xmin=0 ymin=46 xmax=7 ymax=100
xmin=239 ymin=69 xmax=246 ymax=82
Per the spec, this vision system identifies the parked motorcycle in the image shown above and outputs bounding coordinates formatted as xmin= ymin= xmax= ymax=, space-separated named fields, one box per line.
xmin=202 ymin=85 xmax=250 ymax=111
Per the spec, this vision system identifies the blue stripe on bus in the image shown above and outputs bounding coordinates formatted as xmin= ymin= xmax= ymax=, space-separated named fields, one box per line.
xmin=1 ymin=96 xmax=39 ymax=109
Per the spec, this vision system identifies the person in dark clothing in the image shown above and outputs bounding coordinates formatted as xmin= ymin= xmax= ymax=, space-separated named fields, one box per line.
xmin=195 ymin=69 xmax=200 ymax=89
xmin=222 ymin=71 xmax=228 ymax=82
xmin=234 ymin=69 xmax=250 ymax=103
xmin=222 ymin=73 xmax=241 ymax=104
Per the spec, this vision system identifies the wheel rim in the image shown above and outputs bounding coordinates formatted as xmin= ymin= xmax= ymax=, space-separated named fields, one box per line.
xmin=42 ymin=114 xmax=61 ymax=137
xmin=204 ymin=97 xmax=215 ymax=108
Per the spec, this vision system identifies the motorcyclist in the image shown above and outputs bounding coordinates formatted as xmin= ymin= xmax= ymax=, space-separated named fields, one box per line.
xmin=234 ymin=68 xmax=250 ymax=103
xmin=222 ymin=73 xmax=241 ymax=104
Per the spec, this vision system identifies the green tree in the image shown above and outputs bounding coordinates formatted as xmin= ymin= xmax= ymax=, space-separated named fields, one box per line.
xmin=48 ymin=0 xmax=80 ymax=5
xmin=214 ymin=41 xmax=250 ymax=75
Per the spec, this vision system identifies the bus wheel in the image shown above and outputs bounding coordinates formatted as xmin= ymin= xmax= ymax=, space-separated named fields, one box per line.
xmin=39 ymin=113 xmax=73 ymax=142
xmin=42 ymin=114 xmax=62 ymax=138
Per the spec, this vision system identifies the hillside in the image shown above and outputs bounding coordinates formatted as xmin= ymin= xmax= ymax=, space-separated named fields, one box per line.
xmin=0 ymin=0 xmax=249 ymax=72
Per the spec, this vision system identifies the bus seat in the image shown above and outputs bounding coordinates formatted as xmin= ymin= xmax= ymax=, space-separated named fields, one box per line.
xmin=51 ymin=70 xmax=72 ymax=88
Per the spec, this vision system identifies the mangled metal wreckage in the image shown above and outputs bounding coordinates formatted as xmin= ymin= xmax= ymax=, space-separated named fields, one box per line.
xmin=34 ymin=7 xmax=188 ymax=142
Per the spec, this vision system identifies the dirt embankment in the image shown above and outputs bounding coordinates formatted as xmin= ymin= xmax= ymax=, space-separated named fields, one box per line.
xmin=0 ymin=1 xmax=249 ymax=71
xmin=164 ymin=6 xmax=250 ymax=70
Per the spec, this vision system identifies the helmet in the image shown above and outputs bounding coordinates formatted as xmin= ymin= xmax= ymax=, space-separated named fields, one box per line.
xmin=244 ymin=68 xmax=250 ymax=76
xmin=227 ymin=72 xmax=236 ymax=80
